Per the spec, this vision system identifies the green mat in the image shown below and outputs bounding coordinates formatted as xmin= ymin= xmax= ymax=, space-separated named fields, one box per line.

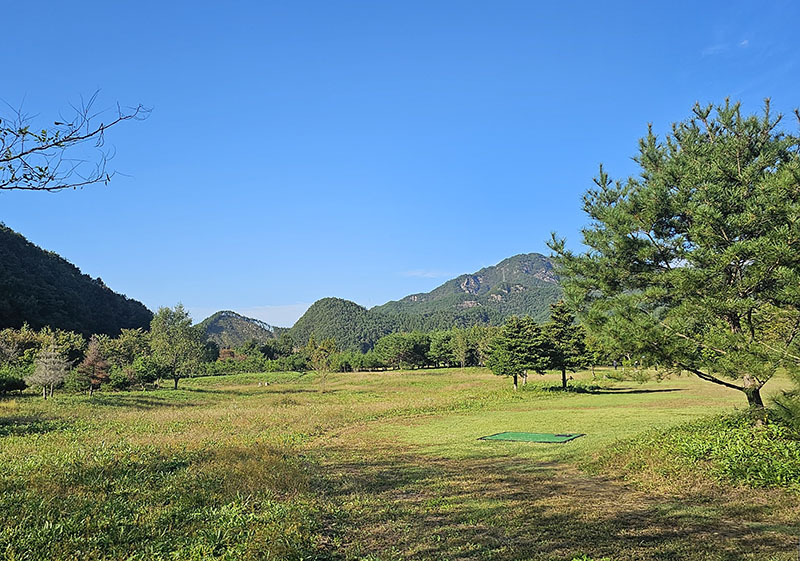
xmin=478 ymin=432 xmax=584 ymax=443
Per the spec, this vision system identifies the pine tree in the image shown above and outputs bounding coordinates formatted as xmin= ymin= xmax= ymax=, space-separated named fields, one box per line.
xmin=550 ymin=99 xmax=800 ymax=408
xmin=487 ymin=316 xmax=549 ymax=390
xmin=544 ymin=301 xmax=587 ymax=390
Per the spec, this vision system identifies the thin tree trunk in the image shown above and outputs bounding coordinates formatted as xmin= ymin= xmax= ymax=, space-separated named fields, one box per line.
xmin=42 ymin=386 xmax=47 ymax=399
xmin=523 ymin=371 xmax=527 ymax=386
xmin=174 ymin=376 xmax=179 ymax=390
xmin=562 ymin=368 xmax=567 ymax=390
xmin=743 ymin=375 xmax=765 ymax=409
xmin=745 ymin=388 xmax=764 ymax=408
xmin=513 ymin=373 xmax=518 ymax=391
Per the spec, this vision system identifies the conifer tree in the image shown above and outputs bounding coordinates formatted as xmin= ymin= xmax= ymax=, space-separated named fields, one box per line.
xmin=25 ymin=345 xmax=69 ymax=399
xmin=77 ymin=335 xmax=110 ymax=396
xmin=487 ymin=316 xmax=549 ymax=390
xmin=543 ymin=301 xmax=587 ymax=389
xmin=550 ymin=99 xmax=800 ymax=407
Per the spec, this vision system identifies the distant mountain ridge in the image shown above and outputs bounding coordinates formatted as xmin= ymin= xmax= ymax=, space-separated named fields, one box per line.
xmin=0 ymin=224 xmax=153 ymax=336
xmin=374 ymin=253 xmax=560 ymax=320
xmin=197 ymin=253 xmax=562 ymax=351
xmin=288 ymin=253 xmax=562 ymax=351
xmin=196 ymin=310 xmax=277 ymax=348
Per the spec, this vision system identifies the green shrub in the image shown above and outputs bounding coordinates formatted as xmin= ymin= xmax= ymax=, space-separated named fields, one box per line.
xmin=0 ymin=366 xmax=26 ymax=394
xmin=595 ymin=412 xmax=800 ymax=489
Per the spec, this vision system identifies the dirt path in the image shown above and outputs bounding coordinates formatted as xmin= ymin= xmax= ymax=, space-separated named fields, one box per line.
xmin=314 ymin=434 xmax=799 ymax=561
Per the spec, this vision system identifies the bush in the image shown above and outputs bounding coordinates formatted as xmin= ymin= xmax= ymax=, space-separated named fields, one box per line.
xmin=109 ymin=365 xmax=134 ymax=390
xmin=772 ymin=370 xmax=800 ymax=432
xmin=0 ymin=366 xmax=26 ymax=394
xmin=594 ymin=412 xmax=800 ymax=489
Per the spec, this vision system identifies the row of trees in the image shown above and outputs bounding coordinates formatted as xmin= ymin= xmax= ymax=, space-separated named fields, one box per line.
xmin=0 ymin=304 xmax=216 ymax=397
xmin=487 ymin=302 xmax=588 ymax=390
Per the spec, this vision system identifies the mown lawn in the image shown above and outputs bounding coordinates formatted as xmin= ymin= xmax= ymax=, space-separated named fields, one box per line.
xmin=0 ymin=368 xmax=797 ymax=560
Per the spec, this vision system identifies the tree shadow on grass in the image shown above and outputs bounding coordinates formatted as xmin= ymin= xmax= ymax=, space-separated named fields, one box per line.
xmin=530 ymin=384 xmax=684 ymax=395
xmin=315 ymin=441 xmax=800 ymax=561
xmin=185 ymin=387 xmax=341 ymax=396
xmin=85 ymin=394 xmax=201 ymax=410
xmin=0 ymin=414 xmax=71 ymax=437
xmin=584 ymin=387 xmax=685 ymax=395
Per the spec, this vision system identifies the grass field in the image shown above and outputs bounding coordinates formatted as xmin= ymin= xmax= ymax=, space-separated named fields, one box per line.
xmin=1 ymin=367 xmax=797 ymax=560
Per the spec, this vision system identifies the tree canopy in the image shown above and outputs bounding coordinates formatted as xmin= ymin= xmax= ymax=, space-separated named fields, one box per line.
xmin=550 ymin=99 xmax=800 ymax=407
xmin=149 ymin=304 xmax=207 ymax=390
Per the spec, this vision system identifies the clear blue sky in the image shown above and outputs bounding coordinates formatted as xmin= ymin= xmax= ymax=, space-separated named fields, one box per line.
xmin=2 ymin=1 xmax=798 ymax=326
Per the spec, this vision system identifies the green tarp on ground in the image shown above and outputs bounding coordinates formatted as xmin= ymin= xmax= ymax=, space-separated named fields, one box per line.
xmin=478 ymin=432 xmax=584 ymax=443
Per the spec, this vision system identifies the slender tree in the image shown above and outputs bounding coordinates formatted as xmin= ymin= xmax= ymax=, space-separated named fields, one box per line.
xmin=550 ymin=100 xmax=800 ymax=407
xmin=544 ymin=301 xmax=587 ymax=390
xmin=25 ymin=345 xmax=69 ymax=399
xmin=307 ymin=337 xmax=337 ymax=393
xmin=77 ymin=335 xmax=110 ymax=396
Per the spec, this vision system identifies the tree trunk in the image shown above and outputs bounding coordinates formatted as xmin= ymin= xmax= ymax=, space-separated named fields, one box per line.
xmin=49 ymin=384 xmax=54 ymax=398
xmin=89 ymin=384 xmax=94 ymax=397
xmin=561 ymin=368 xmax=567 ymax=390
xmin=523 ymin=371 xmax=528 ymax=386
xmin=744 ymin=386 xmax=764 ymax=408
xmin=591 ymin=364 xmax=596 ymax=379
xmin=42 ymin=386 xmax=47 ymax=399
xmin=173 ymin=376 xmax=179 ymax=390
xmin=513 ymin=373 xmax=518 ymax=391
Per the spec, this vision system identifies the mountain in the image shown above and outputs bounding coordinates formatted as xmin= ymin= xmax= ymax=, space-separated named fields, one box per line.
xmin=0 ymin=224 xmax=152 ymax=337
xmin=290 ymin=253 xmax=562 ymax=350
xmin=373 ymin=253 xmax=561 ymax=322
xmin=196 ymin=310 xmax=276 ymax=348
xmin=289 ymin=298 xmax=390 ymax=352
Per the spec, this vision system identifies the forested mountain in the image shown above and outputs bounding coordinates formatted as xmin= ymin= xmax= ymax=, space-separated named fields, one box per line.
xmin=289 ymin=253 xmax=562 ymax=351
xmin=288 ymin=298 xmax=391 ymax=352
xmin=0 ymin=224 xmax=152 ymax=337
xmin=196 ymin=310 xmax=276 ymax=348
xmin=374 ymin=253 xmax=561 ymax=321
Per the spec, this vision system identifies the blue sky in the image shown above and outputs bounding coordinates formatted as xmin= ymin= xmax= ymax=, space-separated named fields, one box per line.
xmin=2 ymin=1 xmax=798 ymax=326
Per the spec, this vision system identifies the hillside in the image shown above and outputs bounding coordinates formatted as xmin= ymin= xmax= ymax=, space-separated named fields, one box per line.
xmin=289 ymin=298 xmax=394 ymax=352
xmin=0 ymin=224 xmax=153 ymax=337
xmin=196 ymin=310 xmax=276 ymax=348
xmin=290 ymin=253 xmax=562 ymax=350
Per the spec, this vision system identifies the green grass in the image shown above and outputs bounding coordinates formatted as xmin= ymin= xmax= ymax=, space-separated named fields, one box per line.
xmin=0 ymin=367 xmax=798 ymax=560
xmin=592 ymin=411 xmax=800 ymax=490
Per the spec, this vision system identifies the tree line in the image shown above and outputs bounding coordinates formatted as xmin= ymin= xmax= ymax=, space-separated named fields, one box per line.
xmin=0 ymin=304 xmax=216 ymax=397
xmin=0 ymin=298 xmax=618 ymax=398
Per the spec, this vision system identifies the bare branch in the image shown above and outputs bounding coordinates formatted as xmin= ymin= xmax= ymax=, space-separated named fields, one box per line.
xmin=0 ymin=91 xmax=149 ymax=192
